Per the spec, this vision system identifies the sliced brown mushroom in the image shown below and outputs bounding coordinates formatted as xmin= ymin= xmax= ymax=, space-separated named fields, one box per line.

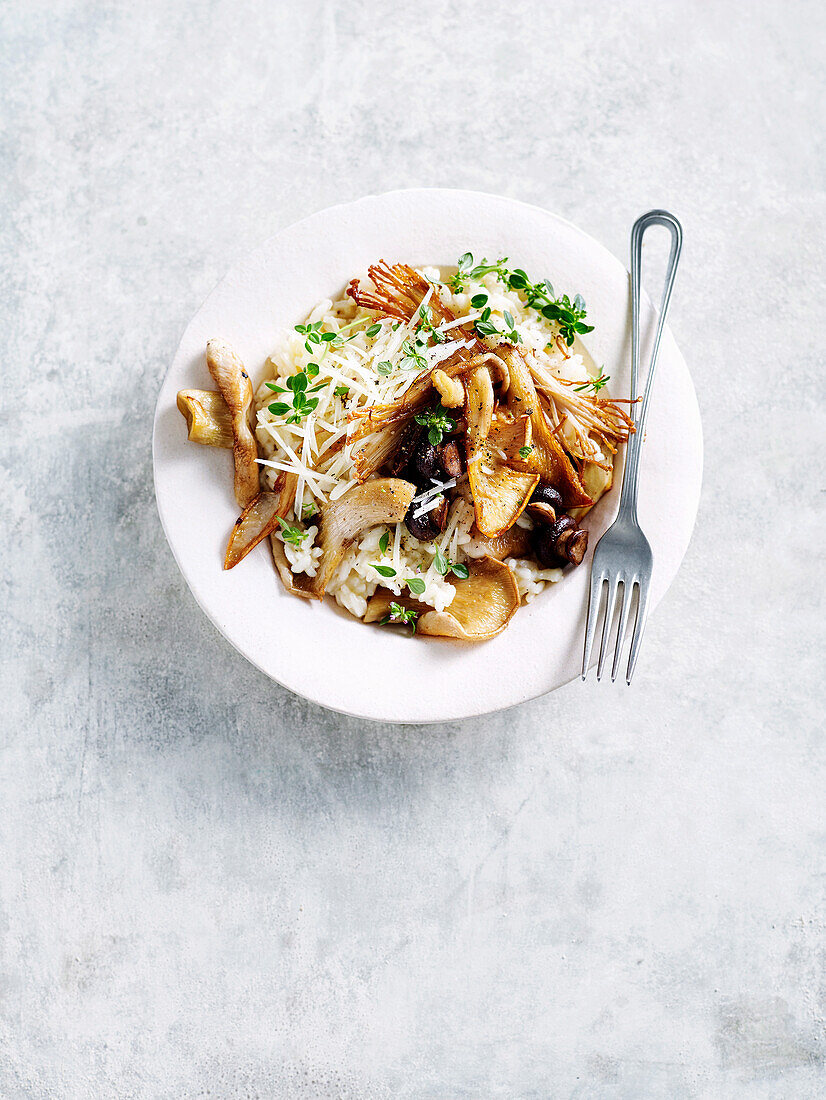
xmin=176 ymin=389 xmax=234 ymax=448
xmin=500 ymin=346 xmax=592 ymax=509
xmin=569 ymin=460 xmax=614 ymax=521
xmin=307 ymin=477 xmax=416 ymax=598
xmin=527 ymin=502 xmax=557 ymax=525
xmin=534 ymin=514 xmax=589 ymax=568
xmin=205 ymin=339 xmax=259 ymax=508
xmin=364 ymin=556 xmax=519 ymax=641
xmin=224 ymin=473 xmax=297 ymax=569
xmin=468 ymin=523 xmax=532 ymax=560
xmin=269 ymin=535 xmax=317 ymax=599
xmin=465 ymin=368 xmax=539 ymax=538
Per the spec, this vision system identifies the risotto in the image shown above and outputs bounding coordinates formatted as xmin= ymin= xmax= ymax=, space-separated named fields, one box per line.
xmin=176 ymin=254 xmax=634 ymax=640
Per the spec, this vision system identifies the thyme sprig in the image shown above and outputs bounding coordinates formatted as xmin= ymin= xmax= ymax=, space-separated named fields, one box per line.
xmin=451 ymin=253 xmax=594 ymax=346
xmin=379 ymin=602 xmax=418 ymax=632
xmin=433 ymin=547 xmax=469 ymax=579
xmin=573 ymin=372 xmax=611 ymax=394
xmin=414 ymin=402 xmax=456 ymax=447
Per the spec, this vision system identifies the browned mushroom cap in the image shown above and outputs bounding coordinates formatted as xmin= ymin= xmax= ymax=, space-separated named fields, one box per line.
xmin=364 ymin=556 xmax=520 ymax=641
xmin=569 ymin=460 xmax=614 ymax=521
xmin=307 ymin=477 xmax=417 ymax=598
xmin=224 ymin=473 xmax=298 ymax=569
xmin=527 ymin=501 xmax=557 ymax=525
xmin=468 ymin=523 xmax=532 ymax=560
xmin=465 ymin=365 xmax=539 ymax=538
xmin=499 ymin=345 xmax=592 ymax=509
xmin=534 ymin=514 xmax=589 ymax=568
xmin=205 ymin=339 xmax=259 ymax=508
xmin=176 ymin=389 xmax=234 ymax=448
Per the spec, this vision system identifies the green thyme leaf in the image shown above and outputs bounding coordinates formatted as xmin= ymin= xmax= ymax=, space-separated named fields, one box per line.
xmin=376 ymin=360 xmax=393 ymax=376
xmin=407 ymin=577 xmax=426 ymax=595
xmin=379 ymin=531 xmax=389 ymax=554
xmin=450 ymin=562 xmax=469 ymax=580
xmin=268 ymin=402 xmax=290 ymax=415
xmin=366 ymin=323 xmax=382 ymax=338
xmin=334 ymin=384 xmax=350 ymax=397
xmin=277 ymin=517 xmax=305 ymax=547
xmin=371 ymin=563 xmax=397 ymax=578
xmin=573 ymin=372 xmax=610 ymax=394
xmin=518 ymin=445 xmax=533 ymax=459
xmin=433 ymin=547 xmax=449 ymax=576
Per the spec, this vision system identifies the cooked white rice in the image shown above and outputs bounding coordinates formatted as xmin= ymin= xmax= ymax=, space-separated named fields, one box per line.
xmin=255 ymin=266 xmax=597 ymax=619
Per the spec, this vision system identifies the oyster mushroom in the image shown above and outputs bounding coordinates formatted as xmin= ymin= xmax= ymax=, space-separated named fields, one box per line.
xmin=364 ymin=557 xmax=519 ymax=641
xmin=308 ymin=477 xmax=416 ymax=598
xmin=176 ymin=389 xmax=234 ymax=448
xmin=205 ymin=339 xmax=260 ymax=508
xmin=224 ymin=473 xmax=298 ymax=570
xmin=500 ymin=345 xmax=592 ymax=510
xmin=465 ymin=367 xmax=538 ymax=538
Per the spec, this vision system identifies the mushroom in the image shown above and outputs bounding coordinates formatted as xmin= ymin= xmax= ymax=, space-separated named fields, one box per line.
xmin=465 ymin=367 xmax=538 ymax=538
xmin=467 ymin=523 xmax=532 ymax=560
xmin=534 ymin=514 xmax=589 ymax=568
xmin=438 ymin=439 xmax=464 ymax=479
xmin=307 ymin=477 xmax=417 ymax=598
xmin=205 ymin=339 xmax=260 ymax=507
xmin=176 ymin=389 xmax=234 ymax=448
xmin=224 ymin=473 xmax=297 ymax=569
xmin=364 ymin=556 xmax=520 ymax=641
xmin=526 ymin=481 xmax=564 ymax=525
xmin=499 ymin=346 xmax=592 ymax=510
xmin=569 ymin=460 xmax=614 ymax=521
xmin=432 ymin=369 xmax=464 ymax=408
xmin=405 ymin=494 xmax=449 ymax=541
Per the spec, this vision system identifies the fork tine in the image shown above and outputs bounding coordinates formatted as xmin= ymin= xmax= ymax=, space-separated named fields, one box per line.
xmin=596 ymin=575 xmax=620 ymax=681
xmin=610 ymin=579 xmax=634 ymax=682
xmin=581 ymin=572 xmax=606 ymax=680
xmin=626 ymin=581 xmax=650 ymax=684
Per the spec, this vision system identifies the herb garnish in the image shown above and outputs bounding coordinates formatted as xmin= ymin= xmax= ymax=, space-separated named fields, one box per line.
xmin=518 ymin=445 xmax=533 ymax=459
xmin=266 ymin=370 xmax=325 ymax=424
xmin=277 ymin=517 xmax=306 ymax=547
xmin=371 ymin=563 xmax=397 ymax=578
xmin=379 ymin=602 xmax=418 ymax=632
xmin=334 ymin=384 xmax=350 ymax=397
xmin=415 ymin=304 xmax=446 ymax=344
xmin=302 ymin=502 xmax=318 ymax=520
xmin=451 ymin=253 xmax=594 ymax=346
xmin=414 ymin=402 xmax=456 ymax=447
xmin=573 ymin=372 xmax=611 ymax=394
xmin=475 ymin=306 xmax=522 ymax=345
xmin=399 ymin=339 xmax=428 ymax=373
xmin=433 ymin=547 xmax=469 ymax=579
xmin=379 ymin=531 xmax=390 ymax=554
xmin=406 ymin=577 xmax=426 ymax=596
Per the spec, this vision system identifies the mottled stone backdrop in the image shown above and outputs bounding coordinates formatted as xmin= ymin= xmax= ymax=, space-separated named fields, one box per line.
xmin=1 ymin=0 xmax=824 ymax=1096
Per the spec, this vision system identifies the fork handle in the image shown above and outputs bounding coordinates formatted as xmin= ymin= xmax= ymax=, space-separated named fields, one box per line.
xmin=619 ymin=210 xmax=683 ymax=516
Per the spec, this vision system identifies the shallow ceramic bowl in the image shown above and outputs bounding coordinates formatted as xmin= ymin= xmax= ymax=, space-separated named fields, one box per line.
xmin=153 ymin=189 xmax=702 ymax=722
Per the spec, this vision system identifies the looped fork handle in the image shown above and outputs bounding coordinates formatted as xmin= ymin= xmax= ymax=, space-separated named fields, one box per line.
xmin=620 ymin=210 xmax=683 ymax=515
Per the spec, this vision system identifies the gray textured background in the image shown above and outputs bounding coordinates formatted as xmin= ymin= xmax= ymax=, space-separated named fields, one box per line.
xmin=2 ymin=0 xmax=824 ymax=1096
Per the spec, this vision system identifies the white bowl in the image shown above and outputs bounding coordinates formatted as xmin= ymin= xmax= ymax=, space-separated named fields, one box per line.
xmin=153 ymin=189 xmax=702 ymax=723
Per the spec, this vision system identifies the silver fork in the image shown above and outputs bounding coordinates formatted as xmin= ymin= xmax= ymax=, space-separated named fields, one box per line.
xmin=581 ymin=209 xmax=683 ymax=683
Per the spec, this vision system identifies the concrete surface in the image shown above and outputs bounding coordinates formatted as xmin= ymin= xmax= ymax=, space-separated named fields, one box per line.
xmin=1 ymin=0 xmax=824 ymax=1096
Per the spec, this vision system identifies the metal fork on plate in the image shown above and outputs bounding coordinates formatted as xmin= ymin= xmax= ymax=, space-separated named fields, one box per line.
xmin=581 ymin=209 xmax=683 ymax=683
